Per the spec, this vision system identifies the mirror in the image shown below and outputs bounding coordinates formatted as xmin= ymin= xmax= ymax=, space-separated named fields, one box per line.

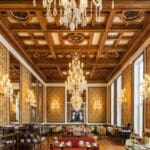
xmin=9 ymin=52 xmax=20 ymax=124
xmin=30 ymin=74 xmax=38 ymax=123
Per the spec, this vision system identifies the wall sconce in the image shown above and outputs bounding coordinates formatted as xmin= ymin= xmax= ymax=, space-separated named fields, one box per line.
xmin=118 ymin=88 xmax=127 ymax=104
xmin=26 ymin=89 xmax=37 ymax=107
xmin=0 ymin=73 xmax=13 ymax=98
xmin=93 ymin=97 xmax=102 ymax=110
xmin=51 ymin=99 xmax=59 ymax=110
xmin=142 ymin=74 xmax=150 ymax=100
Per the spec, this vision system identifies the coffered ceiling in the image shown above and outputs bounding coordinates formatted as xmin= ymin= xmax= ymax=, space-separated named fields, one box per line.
xmin=0 ymin=0 xmax=150 ymax=83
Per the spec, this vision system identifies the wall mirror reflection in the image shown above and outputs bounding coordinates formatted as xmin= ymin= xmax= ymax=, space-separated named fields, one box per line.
xmin=9 ymin=52 xmax=20 ymax=124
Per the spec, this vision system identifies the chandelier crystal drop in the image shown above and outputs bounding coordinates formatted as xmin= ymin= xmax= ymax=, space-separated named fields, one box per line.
xmin=65 ymin=53 xmax=87 ymax=94
xmin=33 ymin=0 xmax=114 ymax=31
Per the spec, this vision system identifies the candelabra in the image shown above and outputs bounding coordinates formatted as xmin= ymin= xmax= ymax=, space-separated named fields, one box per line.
xmin=93 ymin=97 xmax=102 ymax=110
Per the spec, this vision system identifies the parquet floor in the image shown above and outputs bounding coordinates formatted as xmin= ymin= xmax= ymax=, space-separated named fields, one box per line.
xmin=97 ymin=138 xmax=126 ymax=150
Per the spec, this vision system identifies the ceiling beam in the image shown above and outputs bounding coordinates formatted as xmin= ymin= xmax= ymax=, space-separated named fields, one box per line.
xmin=37 ymin=63 xmax=118 ymax=68
xmin=10 ymin=24 xmax=142 ymax=32
xmin=33 ymin=57 xmax=119 ymax=63
xmin=57 ymin=66 xmax=63 ymax=79
xmin=96 ymin=10 xmax=115 ymax=59
xmin=35 ymin=11 xmax=56 ymax=58
xmin=90 ymin=66 xmax=96 ymax=79
xmin=26 ymin=45 xmax=127 ymax=53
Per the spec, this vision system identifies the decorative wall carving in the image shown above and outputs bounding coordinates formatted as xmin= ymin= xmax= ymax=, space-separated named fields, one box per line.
xmin=88 ymin=87 xmax=106 ymax=123
xmin=122 ymin=65 xmax=132 ymax=125
xmin=21 ymin=65 xmax=31 ymax=124
xmin=47 ymin=87 xmax=65 ymax=123
xmin=0 ymin=42 xmax=8 ymax=126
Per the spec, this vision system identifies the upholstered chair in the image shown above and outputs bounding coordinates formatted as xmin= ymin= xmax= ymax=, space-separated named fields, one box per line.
xmin=98 ymin=126 xmax=106 ymax=138
xmin=110 ymin=126 xmax=117 ymax=136
xmin=141 ymin=136 xmax=150 ymax=145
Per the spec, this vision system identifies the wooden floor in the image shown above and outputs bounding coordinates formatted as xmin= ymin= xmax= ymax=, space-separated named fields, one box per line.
xmin=97 ymin=138 xmax=126 ymax=150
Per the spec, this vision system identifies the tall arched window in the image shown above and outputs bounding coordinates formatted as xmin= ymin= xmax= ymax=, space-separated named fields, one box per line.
xmin=117 ymin=76 xmax=122 ymax=127
xmin=134 ymin=54 xmax=144 ymax=136
xmin=111 ymin=82 xmax=115 ymax=125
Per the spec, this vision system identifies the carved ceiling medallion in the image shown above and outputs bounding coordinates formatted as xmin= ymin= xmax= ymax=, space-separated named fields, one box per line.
xmin=67 ymin=33 xmax=85 ymax=44
xmin=10 ymin=11 xmax=30 ymax=22
xmin=33 ymin=52 xmax=51 ymax=58
xmin=100 ymin=52 xmax=119 ymax=58
xmin=121 ymin=11 xmax=143 ymax=23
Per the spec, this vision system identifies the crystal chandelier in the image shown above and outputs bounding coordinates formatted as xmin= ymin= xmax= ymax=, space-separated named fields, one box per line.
xmin=65 ymin=53 xmax=87 ymax=111
xmin=65 ymin=53 xmax=87 ymax=94
xmin=33 ymin=0 xmax=114 ymax=31
xmin=0 ymin=74 xmax=13 ymax=98
xmin=142 ymin=74 xmax=150 ymax=99
xmin=70 ymin=91 xmax=83 ymax=111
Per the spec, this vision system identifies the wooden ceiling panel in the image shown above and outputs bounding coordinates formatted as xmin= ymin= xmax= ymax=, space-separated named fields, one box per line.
xmin=0 ymin=1 xmax=149 ymax=83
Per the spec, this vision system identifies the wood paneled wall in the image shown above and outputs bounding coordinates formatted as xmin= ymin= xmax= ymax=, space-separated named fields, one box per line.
xmin=21 ymin=65 xmax=31 ymax=124
xmin=88 ymin=87 xmax=106 ymax=123
xmin=106 ymin=86 xmax=111 ymax=123
xmin=122 ymin=65 xmax=132 ymax=125
xmin=145 ymin=46 xmax=150 ymax=131
xmin=47 ymin=87 xmax=65 ymax=123
xmin=0 ymin=42 xmax=8 ymax=126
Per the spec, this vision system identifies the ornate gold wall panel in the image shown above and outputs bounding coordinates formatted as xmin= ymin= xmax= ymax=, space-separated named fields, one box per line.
xmin=122 ymin=65 xmax=132 ymax=125
xmin=0 ymin=42 xmax=8 ymax=126
xmin=21 ymin=65 xmax=31 ymax=124
xmin=47 ymin=87 xmax=65 ymax=123
xmin=145 ymin=46 xmax=150 ymax=129
xmin=88 ymin=87 xmax=106 ymax=123
xmin=39 ymin=86 xmax=43 ymax=122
